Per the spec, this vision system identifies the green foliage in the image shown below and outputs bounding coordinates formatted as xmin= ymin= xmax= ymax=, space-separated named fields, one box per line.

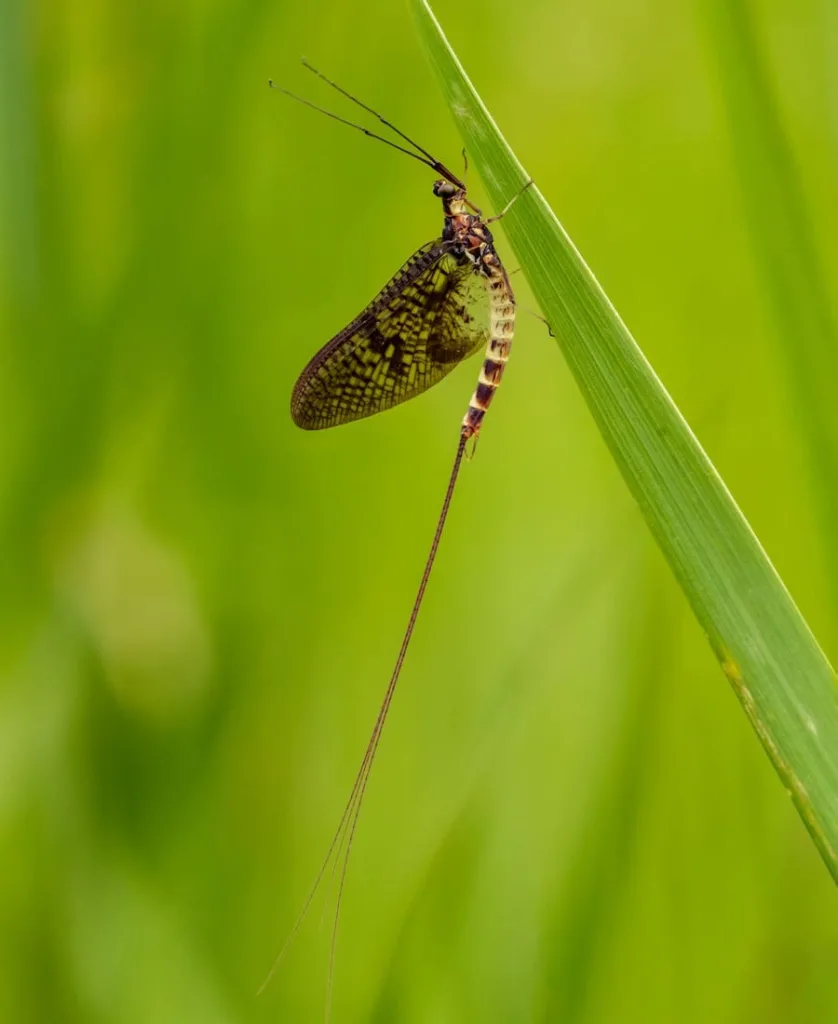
xmin=414 ymin=0 xmax=838 ymax=880
xmin=2 ymin=1 xmax=838 ymax=1022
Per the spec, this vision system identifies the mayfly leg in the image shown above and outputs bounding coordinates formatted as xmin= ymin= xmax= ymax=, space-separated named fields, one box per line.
xmin=486 ymin=178 xmax=535 ymax=224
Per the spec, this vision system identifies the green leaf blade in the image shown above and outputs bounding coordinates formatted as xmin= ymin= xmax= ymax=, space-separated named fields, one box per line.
xmin=413 ymin=0 xmax=838 ymax=879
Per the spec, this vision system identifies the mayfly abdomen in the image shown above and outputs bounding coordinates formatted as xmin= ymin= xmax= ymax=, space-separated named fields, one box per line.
xmin=462 ymin=265 xmax=515 ymax=439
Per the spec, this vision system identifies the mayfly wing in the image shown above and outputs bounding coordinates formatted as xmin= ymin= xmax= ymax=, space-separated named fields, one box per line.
xmin=291 ymin=241 xmax=489 ymax=430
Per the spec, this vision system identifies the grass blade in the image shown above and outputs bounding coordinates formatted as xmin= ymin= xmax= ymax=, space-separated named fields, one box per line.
xmin=411 ymin=0 xmax=838 ymax=880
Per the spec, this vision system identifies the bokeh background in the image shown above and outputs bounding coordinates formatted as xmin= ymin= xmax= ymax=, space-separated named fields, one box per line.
xmin=2 ymin=0 xmax=837 ymax=1021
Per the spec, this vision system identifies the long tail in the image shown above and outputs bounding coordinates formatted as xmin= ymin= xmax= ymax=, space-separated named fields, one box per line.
xmin=258 ymin=432 xmax=469 ymax=1016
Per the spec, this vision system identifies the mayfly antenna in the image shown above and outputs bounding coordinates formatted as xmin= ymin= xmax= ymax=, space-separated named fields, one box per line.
xmin=299 ymin=59 xmax=464 ymax=186
xmin=268 ymin=60 xmax=466 ymax=189
xmin=268 ymin=81 xmax=438 ymax=172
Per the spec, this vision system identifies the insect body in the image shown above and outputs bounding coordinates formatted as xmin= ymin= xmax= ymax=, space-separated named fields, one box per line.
xmin=290 ymin=178 xmax=515 ymax=442
xmin=436 ymin=179 xmax=516 ymax=439
xmin=264 ymin=62 xmax=530 ymax=1015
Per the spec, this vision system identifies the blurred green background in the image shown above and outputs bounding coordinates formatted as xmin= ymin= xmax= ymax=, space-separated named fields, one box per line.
xmin=2 ymin=0 xmax=837 ymax=1021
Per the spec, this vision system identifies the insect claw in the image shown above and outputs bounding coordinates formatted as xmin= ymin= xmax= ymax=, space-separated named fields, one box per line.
xmin=519 ymin=304 xmax=554 ymax=337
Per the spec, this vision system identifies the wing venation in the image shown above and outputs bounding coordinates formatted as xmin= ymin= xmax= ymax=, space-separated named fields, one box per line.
xmin=291 ymin=240 xmax=488 ymax=430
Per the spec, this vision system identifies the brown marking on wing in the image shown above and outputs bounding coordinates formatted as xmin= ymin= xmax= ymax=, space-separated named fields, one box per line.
xmin=291 ymin=242 xmax=488 ymax=430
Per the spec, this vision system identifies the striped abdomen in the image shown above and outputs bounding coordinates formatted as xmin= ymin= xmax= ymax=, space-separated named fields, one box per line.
xmin=462 ymin=262 xmax=515 ymax=439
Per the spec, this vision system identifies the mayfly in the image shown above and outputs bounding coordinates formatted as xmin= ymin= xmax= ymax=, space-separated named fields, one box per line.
xmin=263 ymin=60 xmax=531 ymax=1010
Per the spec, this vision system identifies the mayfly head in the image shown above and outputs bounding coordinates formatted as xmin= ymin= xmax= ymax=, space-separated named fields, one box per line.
xmin=432 ymin=179 xmax=459 ymax=198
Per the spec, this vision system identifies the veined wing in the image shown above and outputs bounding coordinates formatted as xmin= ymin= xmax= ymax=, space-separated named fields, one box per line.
xmin=291 ymin=240 xmax=489 ymax=430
